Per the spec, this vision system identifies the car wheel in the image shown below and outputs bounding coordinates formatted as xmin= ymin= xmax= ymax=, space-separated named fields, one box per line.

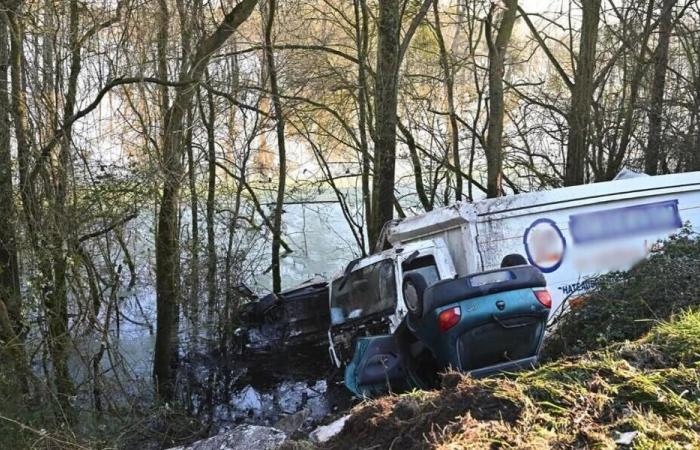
xmin=403 ymin=272 xmax=428 ymax=319
xmin=501 ymin=253 xmax=527 ymax=268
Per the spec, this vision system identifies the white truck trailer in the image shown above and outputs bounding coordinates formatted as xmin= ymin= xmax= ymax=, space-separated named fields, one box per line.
xmin=379 ymin=171 xmax=700 ymax=313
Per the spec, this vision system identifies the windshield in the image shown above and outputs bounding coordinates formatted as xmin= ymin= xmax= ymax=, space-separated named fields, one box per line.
xmin=330 ymin=260 xmax=396 ymax=325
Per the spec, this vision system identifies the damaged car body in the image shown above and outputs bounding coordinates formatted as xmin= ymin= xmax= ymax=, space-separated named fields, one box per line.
xmin=240 ymin=278 xmax=331 ymax=352
xmin=328 ymin=171 xmax=700 ymax=396
xmin=242 ymin=172 xmax=700 ymax=395
xmin=328 ymin=239 xmax=552 ymax=397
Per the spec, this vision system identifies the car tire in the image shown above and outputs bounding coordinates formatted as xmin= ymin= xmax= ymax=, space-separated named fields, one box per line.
xmin=501 ymin=253 xmax=527 ymax=268
xmin=403 ymin=272 xmax=428 ymax=319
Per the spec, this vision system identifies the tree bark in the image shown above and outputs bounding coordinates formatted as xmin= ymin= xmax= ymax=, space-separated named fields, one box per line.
xmin=433 ymin=0 xmax=462 ymax=201
xmin=0 ymin=11 xmax=21 ymax=336
xmin=368 ymin=0 xmax=432 ymax=250
xmin=694 ymin=51 xmax=700 ymax=171
xmin=485 ymin=0 xmax=517 ymax=198
xmin=369 ymin=0 xmax=400 ymax=250
xmin=204 ymin=86 xmax=217 ymax=312
xmin=398 ymin=121 xmax=431 ymax=211
xmin=185 ymin=107 xmax=199 ymax=320
xmin=264 ymin=0 xmax=287 ymax=293
xmin=564 ymin=0 xmax=601 ymax=186
xmin=0 ymin=297 xmax=34 ymax=394
xmin=353 ymin=0 xmax=371 ymax=248
xmin=604 ymin=0 xmax=655 ymax=180
xmin=154 ymin=0 xmax=258 ymax=401
xmin=179 ymin=0 xmax=198 ymax=322
xmin=645 ymin=0 xmax=676 ymax=175
xmin=5 ymin=2 xmax=33 ymax=237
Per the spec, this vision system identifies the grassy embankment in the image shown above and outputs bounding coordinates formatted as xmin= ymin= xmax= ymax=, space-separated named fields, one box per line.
xmin=286 ymin=228 xmax=700 ymax=449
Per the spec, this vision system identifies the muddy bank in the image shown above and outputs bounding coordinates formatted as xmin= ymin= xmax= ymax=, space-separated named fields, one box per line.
xmin=303 ymin=312 xmax=700 ymax=449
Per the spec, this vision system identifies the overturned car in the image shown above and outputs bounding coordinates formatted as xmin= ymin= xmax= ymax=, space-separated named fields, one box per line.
xmin=328 ymin=241 xmax=552 ymax=397
xmin=329 ymin=171 xmax=700 ymax=396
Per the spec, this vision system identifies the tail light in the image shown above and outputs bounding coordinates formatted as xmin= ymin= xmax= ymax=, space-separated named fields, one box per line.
xmin=438 ymin=306 xmax=461 ymax=333
xmin=534 ymin=289 xmax=552 ymax=308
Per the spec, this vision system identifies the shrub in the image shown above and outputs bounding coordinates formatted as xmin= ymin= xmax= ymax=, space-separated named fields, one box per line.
xmin=543 ymin=227 xmax=700 ymax=359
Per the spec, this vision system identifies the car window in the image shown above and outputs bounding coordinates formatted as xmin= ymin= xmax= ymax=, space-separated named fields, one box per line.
xmin=330 ymin=260 xmax=396 ymax=325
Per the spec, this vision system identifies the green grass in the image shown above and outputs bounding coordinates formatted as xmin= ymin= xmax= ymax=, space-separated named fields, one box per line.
xmin=543 ymin=226 xmax=700 ymax=360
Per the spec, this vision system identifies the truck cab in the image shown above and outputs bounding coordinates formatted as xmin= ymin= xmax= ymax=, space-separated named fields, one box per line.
xmin=327 ymin=239 xmax=455 ymax=368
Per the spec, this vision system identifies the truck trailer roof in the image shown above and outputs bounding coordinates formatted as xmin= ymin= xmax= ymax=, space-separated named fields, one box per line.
xmin=385 ymin=171 xmax=700 ymax=247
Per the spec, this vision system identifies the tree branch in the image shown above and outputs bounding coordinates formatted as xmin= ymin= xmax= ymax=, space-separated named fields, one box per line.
xmin=518 ymin=5 xmax=574 ymax=90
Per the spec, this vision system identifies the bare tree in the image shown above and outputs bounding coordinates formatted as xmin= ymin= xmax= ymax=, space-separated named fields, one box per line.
xmin=485 ymin=0 xmax=518 ymax=198
xmin=432 ymin=0 xmax=462 ymax=201
xmin=369 ymin=0 xmax=401 ymax=249
xmin=646 ymin=0 xmax=678 ymax=174
xmin=153 ymin=0 xmax=258 ymax=401
xmin=369 ymin=0 xmax=432 ymax=250
xmin=263 ymin=0 xmax=288 ymax=293
xmin=0 ymin=12 xmax=21 ymax=335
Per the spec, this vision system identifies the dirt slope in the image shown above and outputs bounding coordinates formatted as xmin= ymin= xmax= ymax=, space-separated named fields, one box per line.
xmin=310 ymin=311 xmax=700 ymax=449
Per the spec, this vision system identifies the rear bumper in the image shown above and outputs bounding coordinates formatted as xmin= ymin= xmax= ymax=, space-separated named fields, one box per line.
xmin=467 ymin=355 xmax=539 ymax=378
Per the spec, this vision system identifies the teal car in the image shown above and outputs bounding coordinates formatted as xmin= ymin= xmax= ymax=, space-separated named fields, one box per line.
xmin=338 ymin=263 xmax=552 ymax=397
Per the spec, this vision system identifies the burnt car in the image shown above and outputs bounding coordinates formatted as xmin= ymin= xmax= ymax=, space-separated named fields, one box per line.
xmin=240 ymin=278 xmax=331 ymax=352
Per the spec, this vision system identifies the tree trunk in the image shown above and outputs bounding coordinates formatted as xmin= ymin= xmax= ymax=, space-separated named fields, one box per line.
xmin=564 ymin=0 xmax=601 ymax=186
xmin=154 ymin=164 xmax=181 ymax=401
xmin=204 ymin=86 xmax=217 ymax=312
xmin=604 ymin=0 xmax=655 ymax=180
xmin=153 ymin=0 xmax=258 ymax=400
xmin=645 ymin=0 xmax=676 ymax=175
xmin=0 ymin=12 xmax=21 ymax=335
xmin=433 ymin=0 xmax=462 ymax=200
xmin=264 ymin=0 xmax=287 ymax=293
xmin=485 ymin=0 xmax=517 ymax=198
xmin=353 ymin=0 xmax=371 ymax=247
xmin=369 ymin=0 xmax=400 ymax=250
xmin=157 ymin=0 xmax=170 ymax=118
xmin=44 ymin=0 xmax=81 ymax=413
xmin=178 ymin=0 xmax=198 ymax=322
xmin=6 ymin=3 xmax=33 ymax=235
xmin=0 ymin=297 xmax=34 ymax=394
xmin=398 ymin=121 xmax=431 ymax=211
xmin=694 ymin=59 xmax=700 ymax=171
xmin=185 ymin=107 xmax=199 ymax=319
